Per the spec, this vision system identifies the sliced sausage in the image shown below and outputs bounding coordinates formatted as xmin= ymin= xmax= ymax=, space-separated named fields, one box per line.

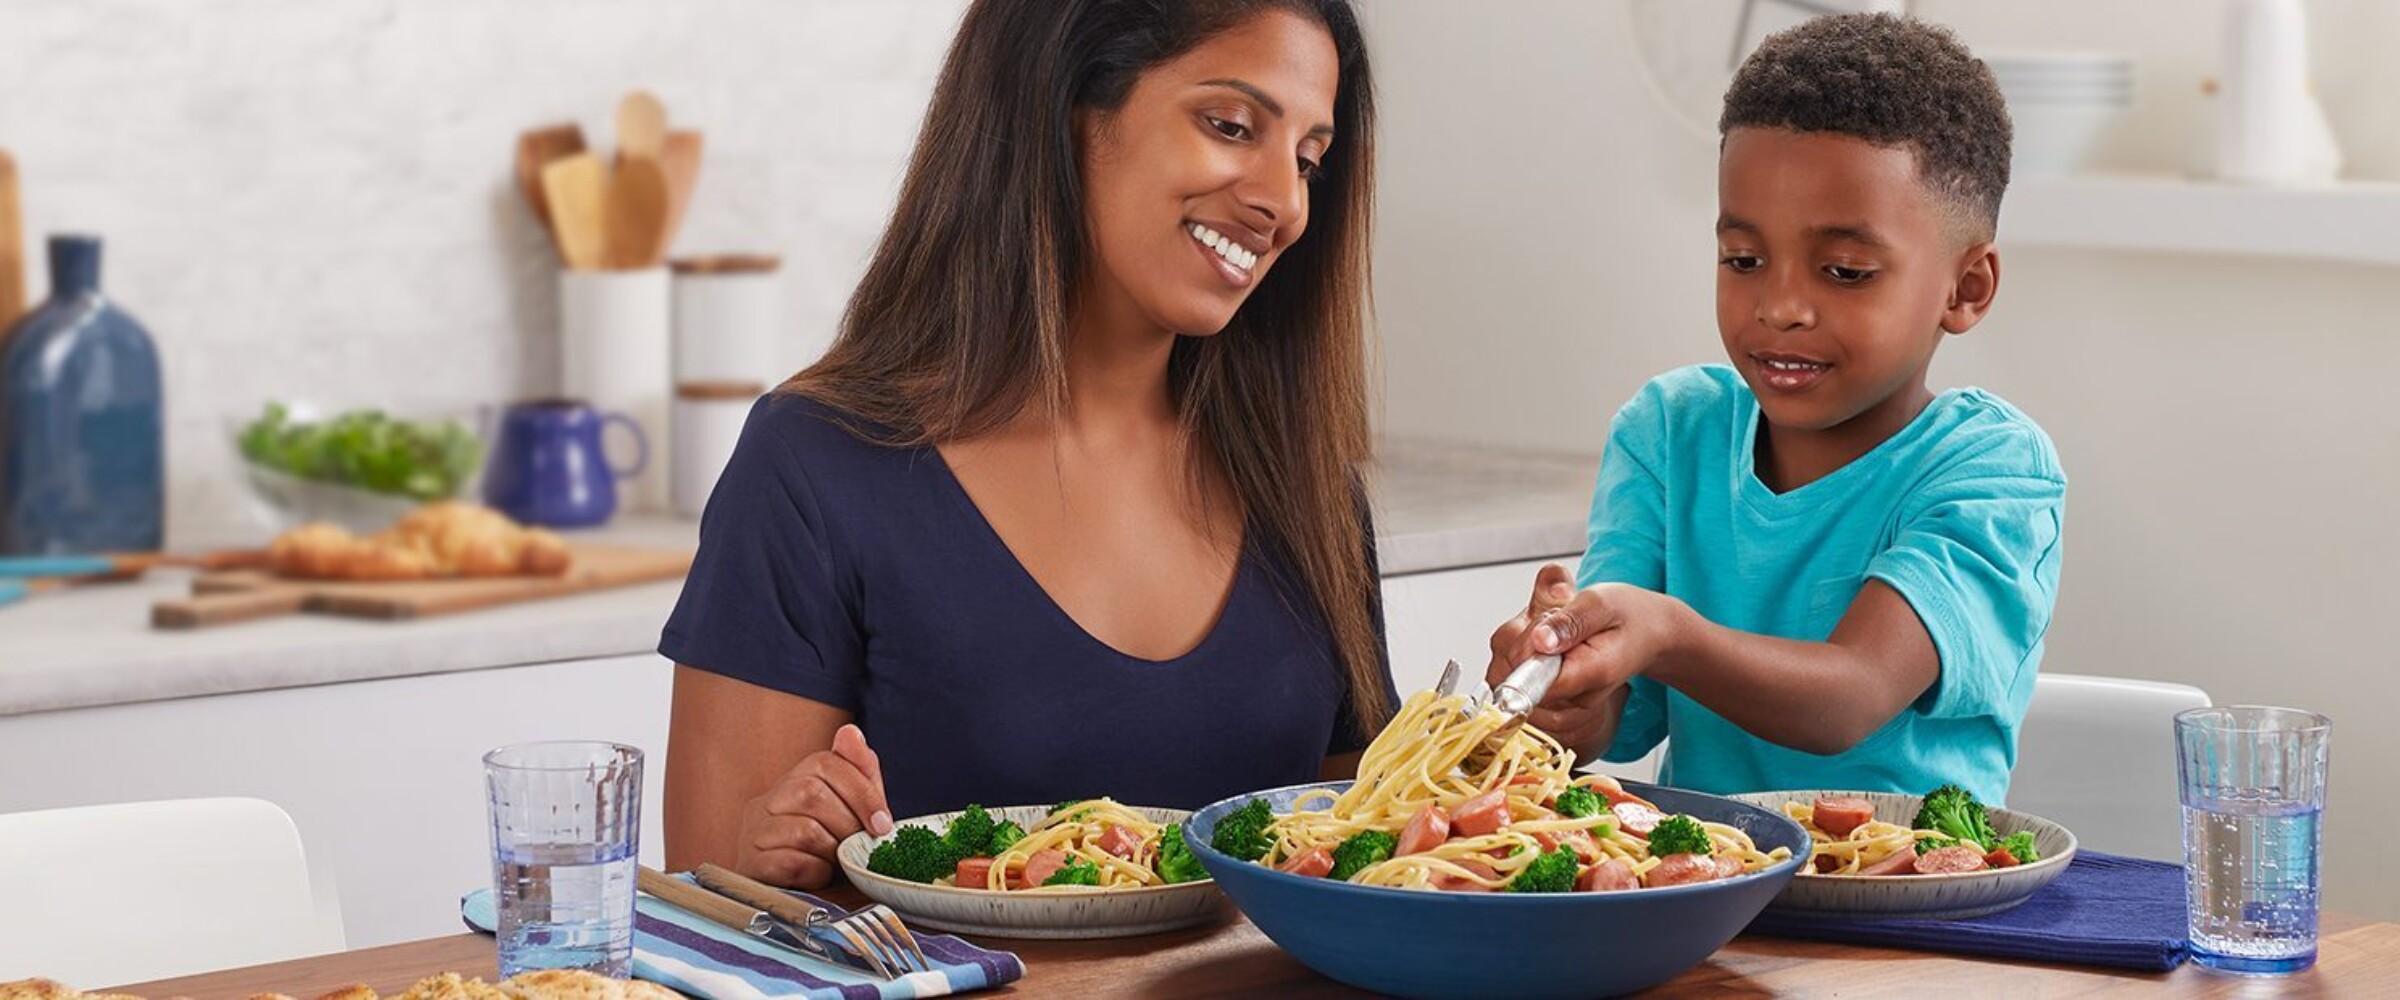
xmin=1535 ymin=827 xmax=1602 ymax=865
xmin=1451 ymin=790 xmax=1511 ymax=838
xmin=1589 ymin=780 xmax=1660 ymax=812
xmin=1715 ymin=854 xmax=1747 ymax=879
xmin=1984 ymin=848 xmax=2021 ymax=869
xmin=1577 ymin=858 xmax=1640 ymax=892
xmin=954 ymin=856 xmax=997 ymax=889
xmin=1020 ymin=849 xmax=1070 ymax=887
xmin=1812 ymin=853 xmax=1842 ymax=874
xmin=1612 ymin=801 xmax=1665 ymax=838
xmin=1809 ymin=796 xmax=1876 ymax=838
xmin=1430 ymin=859 xmax=1500 ymax=892
xmin=1914 ymin=845 xmax=1990 ymax=875
xmin=1276 ymin=846 xmax=1335 ymax=879
xmin=1396 ymin=804 xmax=1452 ymax=856
xmin=1856 ymin=845 xmax=1920 ymax=876
xmin=1097 ymin=824 xmax=1144 ymax=861
xmin=1643 ymin=851 xmax=1727 ymax=887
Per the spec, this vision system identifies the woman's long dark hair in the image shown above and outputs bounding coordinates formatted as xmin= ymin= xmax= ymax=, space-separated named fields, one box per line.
xmin=784 ymin=0 xmax=1387 ymax=736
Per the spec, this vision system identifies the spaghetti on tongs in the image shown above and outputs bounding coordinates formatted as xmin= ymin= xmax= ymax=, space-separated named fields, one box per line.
xmin=1216 ymin=688 xmax=1790 ymax=892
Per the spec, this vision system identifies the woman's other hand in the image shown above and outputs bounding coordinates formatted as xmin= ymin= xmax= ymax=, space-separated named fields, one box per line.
xmin=733 ymin=723 xmax=895 ymax=889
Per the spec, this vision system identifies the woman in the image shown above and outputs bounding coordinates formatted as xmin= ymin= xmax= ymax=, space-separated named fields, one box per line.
xmin=661 ymin=0 xmax=1391 ymax=889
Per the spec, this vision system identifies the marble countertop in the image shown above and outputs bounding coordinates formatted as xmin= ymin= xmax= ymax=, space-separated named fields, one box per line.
xmin=0 ymin=439 xmax=1595 ymax=717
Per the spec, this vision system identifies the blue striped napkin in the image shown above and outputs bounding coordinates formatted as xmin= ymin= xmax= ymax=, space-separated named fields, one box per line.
xmin=1745 ymin=850 xmax=2190 ymax=971
xmin=460 ymin=877 xmax=1025 ymax=999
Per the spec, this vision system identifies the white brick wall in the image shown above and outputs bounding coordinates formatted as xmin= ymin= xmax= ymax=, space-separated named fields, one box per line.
xmin=0 ymin=0 xmax=970 ymax=540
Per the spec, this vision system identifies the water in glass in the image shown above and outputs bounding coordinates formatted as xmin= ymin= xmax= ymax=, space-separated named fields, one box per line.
xmin=495 ymin=839 xmax=638 ymax=976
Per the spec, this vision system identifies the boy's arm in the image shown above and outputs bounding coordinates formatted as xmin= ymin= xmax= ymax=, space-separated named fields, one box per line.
xmin=1647 ymin=579 xmax=1938 ymax=756
xmin=1518 ymin=578 xmax=1936 ymax=761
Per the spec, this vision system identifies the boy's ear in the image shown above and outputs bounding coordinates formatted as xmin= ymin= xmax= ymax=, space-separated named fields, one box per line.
xmin=1941 ymin=243 xmax=2000 ymax=335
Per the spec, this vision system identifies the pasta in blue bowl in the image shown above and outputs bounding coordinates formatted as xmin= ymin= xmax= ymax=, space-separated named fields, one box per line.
xmin=1186 ymin=689 xmax=1809 ymax=999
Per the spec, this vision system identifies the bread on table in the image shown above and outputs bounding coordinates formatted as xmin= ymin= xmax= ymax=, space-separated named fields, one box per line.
xmin=268 ymin=502 xmax=572 ymax=581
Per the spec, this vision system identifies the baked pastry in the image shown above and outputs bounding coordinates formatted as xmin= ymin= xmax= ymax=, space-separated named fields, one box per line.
xmin=268 ymin=502 xmax=571 ymax=581
xmin=0 ymin=980 xmax=140 ymax=1000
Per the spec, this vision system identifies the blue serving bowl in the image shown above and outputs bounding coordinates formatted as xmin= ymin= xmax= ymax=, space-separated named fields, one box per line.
xmin=1188 ymin=779 xmax=1809 ymax=999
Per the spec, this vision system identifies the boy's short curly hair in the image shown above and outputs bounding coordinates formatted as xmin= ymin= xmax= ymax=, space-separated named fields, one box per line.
xmin=1720 ymin=13 xmax=2011 ymax=241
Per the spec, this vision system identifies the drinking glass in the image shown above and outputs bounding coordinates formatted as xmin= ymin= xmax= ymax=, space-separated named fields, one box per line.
xmin=484 ymin=741 xmax=643 ymax=977
xmin=2175 ymin=705 xmax=2330 ymax=974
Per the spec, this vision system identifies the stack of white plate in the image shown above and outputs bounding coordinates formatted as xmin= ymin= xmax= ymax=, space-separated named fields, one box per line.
xmin=1984 ymin=51 xmax=2135 ymax=179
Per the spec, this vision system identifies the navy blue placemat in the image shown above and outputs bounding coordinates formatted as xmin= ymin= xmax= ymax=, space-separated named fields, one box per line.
xmin=1747 ymin=850 xmax=2189 ymax=971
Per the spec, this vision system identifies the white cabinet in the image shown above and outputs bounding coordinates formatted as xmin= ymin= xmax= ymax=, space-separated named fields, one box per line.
xmin=0 ymin=654 xmax=674 ymax=949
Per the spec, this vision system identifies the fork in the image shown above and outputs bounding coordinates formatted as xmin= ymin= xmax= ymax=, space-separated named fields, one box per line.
xmin=694 ymin=863 xmax=933 ymax=976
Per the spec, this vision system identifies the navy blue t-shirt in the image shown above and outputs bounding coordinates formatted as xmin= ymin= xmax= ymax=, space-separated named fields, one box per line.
xmin=660 ymin=392 xmax=1392 ymax=819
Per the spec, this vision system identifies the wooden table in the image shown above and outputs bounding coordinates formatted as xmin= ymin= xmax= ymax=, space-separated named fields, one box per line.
xmin=121 ymin=914 xmax=2400 ymax=999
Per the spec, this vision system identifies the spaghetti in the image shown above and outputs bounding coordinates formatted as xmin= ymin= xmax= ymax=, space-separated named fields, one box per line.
xmin=1258 ymin=688 xmax=1789 ymax=891
xmin=949 ymin=798 xmax=1179 ymax=892
xmin=1782 ymin=800 xmax=1930 ymax=875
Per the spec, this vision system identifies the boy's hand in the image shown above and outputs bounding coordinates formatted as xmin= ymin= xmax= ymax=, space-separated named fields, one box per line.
xmin=1487 ymin=564 xmax=1691 ymax=755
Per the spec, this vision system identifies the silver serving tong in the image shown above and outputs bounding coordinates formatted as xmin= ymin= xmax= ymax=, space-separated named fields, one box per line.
xmin=1438 ymin=609 xmax=1568 ymax=772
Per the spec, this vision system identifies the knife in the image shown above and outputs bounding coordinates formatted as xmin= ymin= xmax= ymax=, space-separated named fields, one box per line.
xmin=634 ymin=866 xmax=859 ymax=972
xmin=0 ymin=550 xmax=267 ymax=579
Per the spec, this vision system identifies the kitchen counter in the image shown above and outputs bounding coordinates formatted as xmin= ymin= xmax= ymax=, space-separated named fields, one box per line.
xmin=0 ymin=438 xmax=1596 ymax=718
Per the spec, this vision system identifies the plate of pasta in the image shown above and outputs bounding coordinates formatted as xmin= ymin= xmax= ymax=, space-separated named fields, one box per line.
xmin=1726 ymin=787 xmax=2078 ymax=920
xmin=835 ymin=798 xmax=1228 ymax=938
xmin=1183 ymin=687 xmax=1810 ymax=1000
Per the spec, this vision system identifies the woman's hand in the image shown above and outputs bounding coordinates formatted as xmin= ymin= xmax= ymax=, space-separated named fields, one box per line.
xmin=731 ymin=723 xmax=897 ymax=889
xmin=1486 ymin=564 xmax=1693 ymax=758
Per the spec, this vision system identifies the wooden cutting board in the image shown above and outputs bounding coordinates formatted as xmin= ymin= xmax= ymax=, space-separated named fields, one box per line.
xmin=151 ymin=544 xmax=692 ymax=629
xmin=0 ymin=148 xmax=24 ymax=329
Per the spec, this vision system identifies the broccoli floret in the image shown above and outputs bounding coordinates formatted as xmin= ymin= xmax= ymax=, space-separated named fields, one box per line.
xmin=1327 ymin=830 xmax=1399 ymax=881
xmin=1646 ymin=815 xmax=1713 ymax=858
xmin=1155 ymin=824 xmax=1209 ymax=884
xmin=1048 ymin=798 xmax=1098 ymax=822
xmin=866 ymin=825 xmax=961 ymax=884
xmin=1913 ymin=784 xmax=2001 ymax=848
xmin=1996 ymin=830 xmax=2040 ymax=864
xmin=1507 ymin=846 xmax=1580 ymax=893
xmin=1210 ymin=798 xmax=1277 ymax=862
xmin=945 ymin=804 xmax=998 ymax=856
xmin=1042 ymin=856 xmax=1103 ymax=886
xmin=1554 ymin=786 xmax=1605 ymax=819
xmin=987 ymin=820 xmax=1026 ymax=855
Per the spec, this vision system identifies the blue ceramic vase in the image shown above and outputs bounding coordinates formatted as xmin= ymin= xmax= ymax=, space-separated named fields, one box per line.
xmin=0 ymin=235 xmax=164 ymax=554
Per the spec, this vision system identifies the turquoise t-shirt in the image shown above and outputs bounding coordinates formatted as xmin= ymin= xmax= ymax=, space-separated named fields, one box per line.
xmin=1591 ymin=365 xmax=2066 ymax=805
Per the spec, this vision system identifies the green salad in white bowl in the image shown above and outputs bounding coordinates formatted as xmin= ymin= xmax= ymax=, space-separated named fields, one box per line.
xmin=232 ymin=401 xmax=489 ymax=532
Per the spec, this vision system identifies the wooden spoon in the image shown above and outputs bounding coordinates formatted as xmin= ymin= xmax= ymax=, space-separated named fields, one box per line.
xmin=0 ymin=149 xmax=23 ymax=330
xmin=658 ymin=130 xmax=704 ymax=257
xmin=615 ymin=90 xmax=668 ymax=162
xmin=513 ymin=123 xmax=587 ymax=255
xmin=606 ymin=155 xmax=671 ymax=269
xmin=540 ymin=152 xmax=609 ymax=270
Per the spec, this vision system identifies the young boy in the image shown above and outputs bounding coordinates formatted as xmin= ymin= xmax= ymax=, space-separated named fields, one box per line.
xmin=1489 ymin=14 xmax=2064 ymax=805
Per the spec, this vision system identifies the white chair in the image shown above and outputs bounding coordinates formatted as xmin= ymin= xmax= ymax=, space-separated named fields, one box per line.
xmin=2010 ymin=672 xmax=2212 ymax=862
xmin=0 ymin=797 xmax=347 ymax=986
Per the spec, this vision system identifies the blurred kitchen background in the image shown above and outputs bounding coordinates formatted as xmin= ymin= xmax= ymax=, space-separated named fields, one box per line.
xmin=1 ymin=0 xmax=2392 ymax=942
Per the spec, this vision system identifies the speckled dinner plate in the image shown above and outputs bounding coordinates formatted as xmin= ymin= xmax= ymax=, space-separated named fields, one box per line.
xmin=836 ymin=803 xmax=1228 ymax=939
xmin=1727 ymin=789 xmax=2078 ymax=920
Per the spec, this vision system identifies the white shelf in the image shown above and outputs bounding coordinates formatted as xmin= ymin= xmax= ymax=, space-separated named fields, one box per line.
xmin=2005 ymin=173 xmax=2400 ymax=268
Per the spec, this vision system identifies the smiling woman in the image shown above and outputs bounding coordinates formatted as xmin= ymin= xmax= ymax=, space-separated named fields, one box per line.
xmin=657 ymin=0 xmax=1395 ymax=892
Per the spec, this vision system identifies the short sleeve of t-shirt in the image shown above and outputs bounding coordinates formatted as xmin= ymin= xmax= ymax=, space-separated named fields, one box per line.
xmin=1867 ymin=433 xmax=2068 ymax=722
xmin=1576 ymin=382 xmax=1674 ymax=764
xmin=659 ymin=394 xmax=867 ymax=710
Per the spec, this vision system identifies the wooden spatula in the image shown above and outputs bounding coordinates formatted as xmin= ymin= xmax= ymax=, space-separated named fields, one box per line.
xmin=606 ymin=155 xmax=671 ymax=269
xmin=616 ymin=90 xmax=669 ymax=163
xmin=0 ymin=149 xmax=24 ymax=331
xmin=514 ymin=123 xmax=587 ymax=256
xmin=541 ymin=152 xmax=609 ymax=271
xmin=659 ymin=129 xmax=704 ymax=256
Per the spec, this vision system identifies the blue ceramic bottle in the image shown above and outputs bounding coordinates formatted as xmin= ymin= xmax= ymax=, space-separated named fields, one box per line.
xmin=0 ymin=235 xmax=164 ymax=554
